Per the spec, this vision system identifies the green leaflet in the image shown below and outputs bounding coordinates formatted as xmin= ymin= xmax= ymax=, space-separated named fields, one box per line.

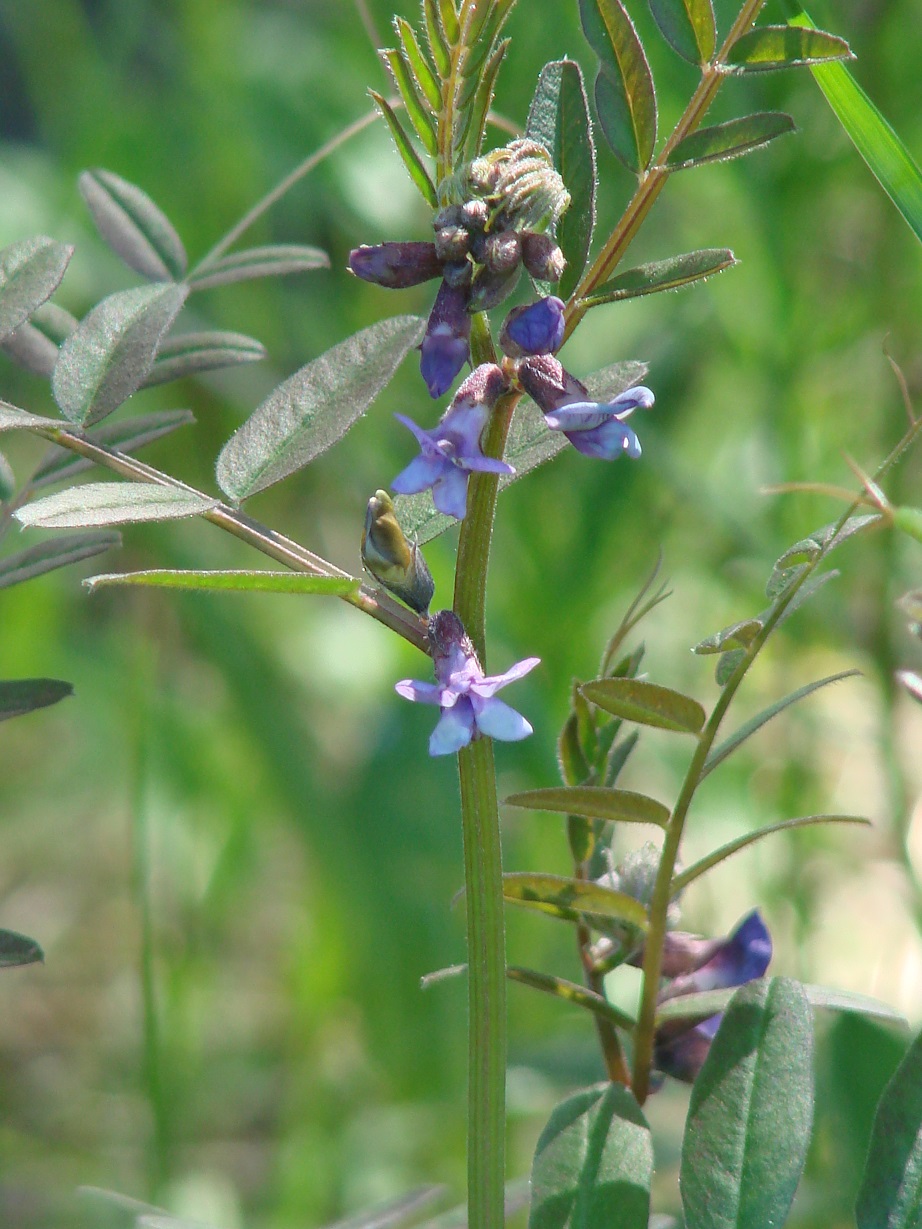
xmin=582 ymin=248 xmax=736 ymax=305
xmin=579 ymin=0 xmax=656 ymax=173
xmin=856 ymin=1024 xmax=922 ymax=1228
xmin=581 ymin=676 xmax=706 ymax=734
xmin=723 ymin=25 xmax=852 ymax=73
xmin=526 ymin=59 xmax=597 ymax=297
xmin=0 ymin=677 xmax=73 ymax=722
xmin=649 ymin=0 xmax=715 ymax=64
xmin=504 ymin=784 xmax=669 ymax=827
xmin=79 ymin=168 xmax=187 ymax=281
xmin=0 ymin=236 xmax=73 ymax=339
xmin=84 ymin=570 xmax=358 ymax=597
xmin=187 ymin=244 xmax=329 ymax=291
xmin=16 ymin=482 xmax=218 ymax=529
xmin=529 ymin=1083 xmax=652 ymax=1229
xmin=665 ymin=112 xmax=796 ymax=170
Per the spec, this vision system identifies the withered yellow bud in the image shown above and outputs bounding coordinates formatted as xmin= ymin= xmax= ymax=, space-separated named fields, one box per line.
xmin=361 ymin=490 xmax=434 ymax=615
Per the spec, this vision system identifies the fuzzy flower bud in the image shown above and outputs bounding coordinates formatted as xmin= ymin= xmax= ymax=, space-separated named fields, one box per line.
xmin=500 ymin=296 xmax=565 ymax=357
xmin=361 ymin=489 xmax=434 ymax=615
xmin=348 ymin=242 xmax=443 ymax=289
xmin=522 ymin=232 xmax=567 ymax=282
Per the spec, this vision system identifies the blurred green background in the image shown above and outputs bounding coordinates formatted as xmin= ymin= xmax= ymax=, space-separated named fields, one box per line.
xmin=0 ymin=1 xmax=921 ymax=1225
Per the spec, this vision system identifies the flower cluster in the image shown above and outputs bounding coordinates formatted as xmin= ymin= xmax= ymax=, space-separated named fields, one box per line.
xmin=395 ymin=609 xmax=540 ymax=756
xmin=349 ymin=139 xmax=570 ymax=398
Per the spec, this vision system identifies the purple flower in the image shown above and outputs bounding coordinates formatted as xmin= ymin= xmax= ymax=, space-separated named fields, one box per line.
xmin=500 ymin=296 xmax=566 ymax=358
xmin=395 ymin=610 xmax=539 ymax=756
xmin=420 ymin=280 xmax=472 ymax=398
xmin=654 ymin=910 xmax=772 ymax=1084
xmin=391 ymin=365 xmax=513 ymax=520
xmin=517 ymin=353 xmax=654 ymax=461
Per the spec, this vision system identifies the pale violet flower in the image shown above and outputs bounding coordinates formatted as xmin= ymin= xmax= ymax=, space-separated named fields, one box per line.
xmin=391 ymin=365 xmax=513 ymax=520
xmin=395 ymin=610 xmax=539 ymax=756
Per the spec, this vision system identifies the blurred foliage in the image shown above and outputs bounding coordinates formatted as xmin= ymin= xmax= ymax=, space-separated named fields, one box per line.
xmin=0 ymin=0 xmax=920 ymax=1226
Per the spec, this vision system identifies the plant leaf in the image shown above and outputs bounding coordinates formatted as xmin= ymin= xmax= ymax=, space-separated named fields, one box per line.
xmin=723 ymin=25 xmax=852 ymax=73
xmin=657 ymin=983 xmax=908 ymax=1029
xmin=773 ymin=513 xmax=882 ymax=571
xmin=507 ymin=965 xmax=636 ymax=1030
xmin=52 ymin=284 xmax=188 ymax=426
xmin=0 ymin=531 xmax=121 ymax=590
xmin=502 ymin=871 xmax=648 ymax=930
xmin=0 ymin=302 xmax=78 ymax=377
xmin=423 ymin=0 xmax=451 ymax=77
xmin=680 ymin=978 xmax=814 ymax=1229
xmin=649 ymin=0 xmax=715 ymax=64
xmin=672 ymin=814 xmax=870 ymax=894
xmin=84 ymin=569 xmax=357 ymax=596
xmin=188 ymin=244 xmax=329 ymax=291
xmin=144 ymin=331 xmax=266 ymax=386
xmin=703 ymin=669 xmax=859 ymax=777
xmin=216 ymin=315 xmax=424 ymax=502
xmin=505 ymin=785 xmax=669 ymax=827
xmin=0 ymin=677 xmax=73 ymax=721
xmin=581 ymin=677 xmax=706 ymax=734
xmin=665 ymin=112 xmax=796 ymax=170
xmin=529 ymin=1083 xmax=652 ymax=1229
xmin=693 ymin=617 xmax=764 ymax=656
xmin=0 ymin=236 xmax=73 ymax=339
xmin=369 ymin=91 xmax=438 ymax=206
xmin=33 ymin=410 xmax=195 ymax=489
xmin=856 ymin=1024 xmax=922 ymax=1228
xmin=381 ymin=48 xmax=438 ymax=156
xmin=526 ymin=59 xmax=597 ymax=297
xmin=0 ymin=928 xmax=44 ymax=968
xmin=582 ymin=248 xmax=736 ymax=305
xmin=461 ymin=37 xmax=509 ymax=158
xmin=78 ymin=168 xmax=187 ymax=281
xmin=393 ymin=359 xmax=649 ymax=545
xmin=395 ymin=17 xmax=441 ymax=111
xmin=0 ymin=403 xmax=60 ymax=432
xmin=15 ymin=482 xmax=218 ymax=529
xmin=579 ymin=0 xmax=656 ymax=172
xmin=783 ymin=3 xmax=922 ymax=247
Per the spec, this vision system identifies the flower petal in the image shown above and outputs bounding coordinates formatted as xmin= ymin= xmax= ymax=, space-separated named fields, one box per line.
xmin=471 ymin=695 xmax=533 ymax=742
xmin=429 ymin=699 xmax=476 ymax=755
xmin=471 ymin=656 xmax=541 ymax=697
xmin=460 ymin=454 xmax=515 ymax=475
xmin=391 ymin=452 xmax=448 ymax=495
xmin=394 ymin=678 xmax=442 ymax=704
xmin=432 ymin=467 xmax=470 ymax=519
xmin=564 ymin=422 xmax=641 ymax=461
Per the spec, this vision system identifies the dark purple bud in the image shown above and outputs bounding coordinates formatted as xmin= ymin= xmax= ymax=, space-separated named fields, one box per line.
xmin=515 ymin=353 xmax=588 ymax=413
xmin=460 ymin=199 xmax=489 ymax=231
xmin=522 ymin=232 xmax=567 ymax=282
xmin=442 ymin=259 xmax=473 ymax=290
xmin=468 ymin=263 xmax=521 ymax=312
xmin=420 ymin=279 xmax=471 ymax=398
xmin=348 ymin=242 xmax=442 ymax=289
xmin=481 ymin=230 xmax=521 ymax=274
xmin=500 ymin=296 xmax=566 ymax=357
xmin=433 ymin=204 xmax=464 ymax=230
xmin=434 ymin=224 xmax=471 ymax=264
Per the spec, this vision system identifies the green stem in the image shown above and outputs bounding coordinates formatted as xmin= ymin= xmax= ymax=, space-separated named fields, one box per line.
xmin=451 ymin=311 xmax=512 ymax=1227
xmin=564 ymin=0 xmax=769 ymax=337
xmin=30 ymin=423 xmax=430 ymax=654
xmin=631 ymin=411 xmax=922 ymax=1102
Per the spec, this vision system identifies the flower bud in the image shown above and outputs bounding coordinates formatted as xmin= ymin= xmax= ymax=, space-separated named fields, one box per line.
xmin=480 ymin=230 xmax=521 ymax=274
xmin=515 ymin=353 xmax=588 ymax=411
xmin=522 ymin=232 xmax=567 ymax=282
xmin=500 ymin=296 xmax=565 ymax=357
xmin=420 ymin=279 xmax=471 ymax=398
xmin=468 ymin=263 xmax=521 ymax=312
xmin=434 ymin=224 xmax=471 ymax=264
xmin=460 ymin=199 xmax=489 ymax=232
xmin=361 ymin=490 xmax=434 ymax=615
xmin=348 ymin=242 xmax=442 ymax=289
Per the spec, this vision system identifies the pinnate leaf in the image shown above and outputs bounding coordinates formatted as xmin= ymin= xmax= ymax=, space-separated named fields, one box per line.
xmin=582 ymin=248 xmax=736 ymax=305
xmin=144 ymin=331 xmax=266 ymax=386
xmin=85 ymin=569 xmax=357 ymax=597
xmin=188 ymin=244 xmax=329 ymax=290
xmin=856 ymin=1023 xmax=922 ymax=1228
xmin=649 ymin=0 xmax=715 ymax=64
xmin=723 ymin=25 xmax=852 ymax=73
xmin=0 ymin=677 xmax=73 ymax=721
xmin=0 ymin=929 xmax=44 ymax=968
xmin=216 ymin=315 xmax=424 ymax=502
xmin=526 ymin=59 xmax=596 ymax=297
xmin=0 ymin=531 xmax=120 ymax=590
xmin=581 ymin=677 xmax=705 ymax=733
xmin=505 ymin=785 xmax=669 ymax=827
xmin=33 ymin=410 xmax=195 ymax=489
xmin=503 ymin=871 xmax=648 ymax=930
xmin=579 ymin=0 xmax=656 ymax=172
xmin=79 ymin=168 xmax=187 ymax=281
xmin=666 ymin=112 xmax=796 ymax=170
xmin=52 ymin=284 xmax=188 ymax=426
xmin=0 ymin=236 xmax=73 ymax=339
xmin=529 ymin=1083 xmax=652 ymax=1229
xmin=16 ymin=482 xmax=217 ymax=529
xmin=680 ymin=977 xmax=814 ymax=1229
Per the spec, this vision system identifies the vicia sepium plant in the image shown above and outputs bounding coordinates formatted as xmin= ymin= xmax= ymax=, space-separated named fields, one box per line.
xmin=2 ymin=0 xmax=922 ymax=1227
